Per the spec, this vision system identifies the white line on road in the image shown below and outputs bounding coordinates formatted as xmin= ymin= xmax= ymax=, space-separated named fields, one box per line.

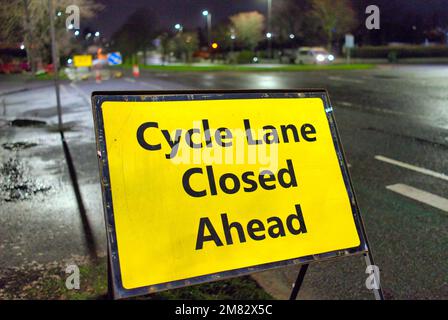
xmin=338 ymin=101 xmax=353 ymax=107
xmin=124 ymin=77 xmax=136 ymax=83
xmin=328 ymin=76 xmax=364 ymax=84
xmin=386 ymin=183 xmax=448 ymax=213
xmin=138 ymin=80 xmax=164 ymax=90
xmin=375 ymin=155 xmax=448 ymax=182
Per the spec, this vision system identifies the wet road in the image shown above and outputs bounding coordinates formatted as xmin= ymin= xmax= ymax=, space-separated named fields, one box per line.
xmin=0 ymin=65 xmax=447 ymax=299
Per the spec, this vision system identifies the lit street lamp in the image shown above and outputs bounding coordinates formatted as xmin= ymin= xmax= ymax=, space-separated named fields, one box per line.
xmin=174 ymin=23 xmax=183 ymax=32
xmin=202 ymin=10 xmax=212 ymax=46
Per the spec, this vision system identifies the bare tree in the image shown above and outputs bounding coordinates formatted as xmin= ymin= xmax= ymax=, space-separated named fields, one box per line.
xmin=0 ymin=0 xmax=101 ymax=72
xmin=310 ymin=0 xmax=356 ymax=50
xmin=272 ymin=0 xmax=312 ymax=43
xmin=230 ymin=11 xmax=265 ymax=51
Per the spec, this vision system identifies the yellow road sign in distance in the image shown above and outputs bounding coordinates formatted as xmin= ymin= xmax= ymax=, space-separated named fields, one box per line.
xmin=92 ymin=91 xmax=367 ymax=298
xmin=73 ymin=54 xmax=92 ymax=67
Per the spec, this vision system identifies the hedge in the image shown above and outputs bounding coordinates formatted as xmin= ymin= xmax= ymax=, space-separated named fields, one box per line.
xmin=351 ymin=45 xmax=448 ymax=59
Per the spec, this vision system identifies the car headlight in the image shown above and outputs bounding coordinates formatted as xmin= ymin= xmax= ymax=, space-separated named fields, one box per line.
xmin=316 ymin=54 xmax=325 ymax=62
xmin=328 ymin=55 xmax=335 ymax=61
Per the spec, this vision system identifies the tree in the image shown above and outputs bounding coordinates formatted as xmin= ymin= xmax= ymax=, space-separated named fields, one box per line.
xmin=169 ymin=32 xmax=199 ymax=63
xmin=229 ymin=11 xmax=265 ymax=51
xmin=0 ymin=0 xmax=101 ymax=72
xmin=310 ymin=0 xmax=356 ymax=50
xmin=111 ymin=8 xmax=158 ymax=64
xmin=272 ymin=0 xmax=312 ymax=45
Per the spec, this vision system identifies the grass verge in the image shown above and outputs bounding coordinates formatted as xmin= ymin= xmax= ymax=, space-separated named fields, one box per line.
xmin=0 ymin=256 xmax=273 ymax=300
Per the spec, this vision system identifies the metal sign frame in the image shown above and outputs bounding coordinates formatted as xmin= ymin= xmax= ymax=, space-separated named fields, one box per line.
xmin=91 ymin=89 xmax=380 ymax=299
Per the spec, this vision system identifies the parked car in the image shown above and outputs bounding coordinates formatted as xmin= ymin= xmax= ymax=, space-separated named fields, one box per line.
xmin=0 ymin=61 xmax=28 ymax=74
xmin=295 ymin=47 xmax=335 ymax=64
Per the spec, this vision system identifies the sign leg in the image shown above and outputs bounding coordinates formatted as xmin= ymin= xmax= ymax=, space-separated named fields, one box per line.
xmin=289 ymin=264 xmax=309 ymax=300
xmin=107 ymin=253 xmax=114 ymax=300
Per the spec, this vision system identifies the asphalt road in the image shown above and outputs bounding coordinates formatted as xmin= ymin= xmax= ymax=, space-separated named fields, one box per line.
xmin=0 ymin=65 xmax=447 ymax=299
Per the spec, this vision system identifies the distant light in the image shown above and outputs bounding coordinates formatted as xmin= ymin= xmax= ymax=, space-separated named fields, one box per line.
xmin=68 ymin=24 xmax=74 ymax=30
xmin=253 ymin=57 xmax=258 ymax=62
xmin=211 ymin=42 xmax=218 ymax=49
xmin=86 ymin=33 xmax=92 ymax=39
xmin=328 ymin=54 xmax=335 ymax=61
xmin=20 ymin=44 xmax=25 ymax=50
xmin=174 ymin=23 xmax=182 ymax=30
xmin=316 ymin=54 xmax=325 ymax=62
xmin=95 ymin=31 xmax=100 ymax=37
xmin=74 ymin=30 xmax=80 ymax=36
xmin=202 ymin=10 xmax=209 ymax=16
xmin=57 ymin=11 xmax=62 ymax=17
xmin=67 ymin=58 xmax=73 ymax=64
xmin=289 ymin=34 xmax=295 ymax=39
xmin=266 ymin=32 xmax=272 ymax=39
xmin=230 ymin=34 xmax=236 ymax=40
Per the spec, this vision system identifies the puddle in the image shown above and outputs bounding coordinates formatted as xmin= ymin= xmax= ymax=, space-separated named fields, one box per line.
xmin=0 ymin=158 xmax=51 ymax=202
xmin=2 ymin=142 xmax=38 ymax=151
xmin=10 ymin=119 xmax=46 ymax=127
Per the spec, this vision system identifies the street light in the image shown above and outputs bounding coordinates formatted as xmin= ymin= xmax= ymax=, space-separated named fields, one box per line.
xmin=202 ymin=10 xmax=212 ymax=46
xmin=74 ymin=30 xmax=80 ymax=36
xmin=174 ymin=23 xmax=183 ymax=32
xmin=20 ymin=44 xmax=25 ymax=50
xmin=289 ymin=34 xmax=295 ymax=39
xmin=95 ymin=31 xmax=100 ymax=37
xmin=266 ymin=0 xmax=272 ymax=58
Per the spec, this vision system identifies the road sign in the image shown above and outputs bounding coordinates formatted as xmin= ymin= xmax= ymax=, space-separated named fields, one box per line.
xmin=92 ymin=90 xmax=369 ymax=299
xmin=107 ymin=52 xmax=122 ymax=65
xmin=345 ymin=34 xmax=355 ymax=49
xmin=73 ymin=54 xmax=92 ymax=67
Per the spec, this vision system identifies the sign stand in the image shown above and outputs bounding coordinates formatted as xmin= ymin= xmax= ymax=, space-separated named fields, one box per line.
xmin=289 ymin=264 xmax=309 ymax=300
xmin=93 ymin=90 xmax=385 ymax=300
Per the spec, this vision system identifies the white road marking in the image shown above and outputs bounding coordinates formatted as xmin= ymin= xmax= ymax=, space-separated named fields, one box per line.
xmin=335 ymin=100 xmax=428 ymax=121
xmin=124 ymin=77 xmax=136 ymax=83
xmin=386 ymin=184 xmax=448 ymax=213
xmin=60 ymin=84 xmax=69 ymax=95
xmin=328 ymin=76 xmax=364 ymax=84
xmin=375 ymin=155 xmax=448 ymax=182
xmin=139 ymin=80 xmax=164 ymax=90
xmin=69 ymin=82 xmax=90 ymax=103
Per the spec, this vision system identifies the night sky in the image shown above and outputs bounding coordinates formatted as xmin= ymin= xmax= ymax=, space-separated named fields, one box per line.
xmin=88 ymin=0 xmax=269 ymax=38
xmin=86 ymin=0 xmax=448 ymax=40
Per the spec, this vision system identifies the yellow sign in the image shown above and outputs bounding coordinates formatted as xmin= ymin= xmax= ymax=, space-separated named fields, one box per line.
xmin=93 ymin=92 xmax=365 ymax=297
xmin=73 ymin=54 xmax=92 ymax=67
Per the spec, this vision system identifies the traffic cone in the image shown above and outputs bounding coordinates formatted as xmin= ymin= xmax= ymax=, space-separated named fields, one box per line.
xmin=132 ymin=64 xmax=140 ymax=78
xmin=95 ymin=69 xmax=102 ymax=84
